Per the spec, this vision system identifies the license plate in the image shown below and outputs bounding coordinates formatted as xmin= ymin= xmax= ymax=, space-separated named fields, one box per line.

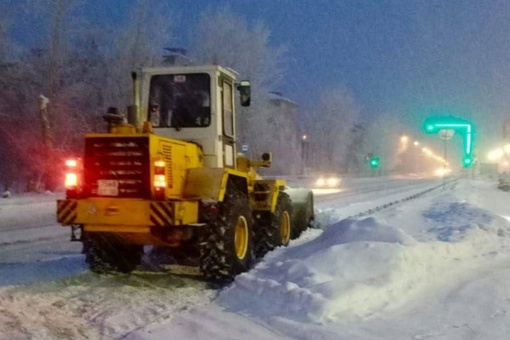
xmin=97 ymin=179 xmax=119 ymax=196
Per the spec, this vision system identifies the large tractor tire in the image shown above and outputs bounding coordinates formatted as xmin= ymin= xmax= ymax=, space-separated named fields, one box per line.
xmin=286 ymin=188 xmax=314 ymax=239
xmin=84 ymin=233 xmax=143 ymax=274
xmin=254 ymin=192 xmax=293 ymax=258
xmin=199 ymin=181 xmax=254 ymax=284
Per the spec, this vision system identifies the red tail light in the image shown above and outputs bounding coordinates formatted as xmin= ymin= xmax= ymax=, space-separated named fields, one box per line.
xmin=153 ymin=159 xmax=166 ymax=199
xmin=65 ymin=173 xmax=78 ymax=188
xmin=65 ymin=158 xmax=82 ymax=198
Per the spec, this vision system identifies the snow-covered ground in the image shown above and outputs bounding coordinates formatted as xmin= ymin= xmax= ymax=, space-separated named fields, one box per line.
xmin=1 ymin=176 xmax=510 ymax=339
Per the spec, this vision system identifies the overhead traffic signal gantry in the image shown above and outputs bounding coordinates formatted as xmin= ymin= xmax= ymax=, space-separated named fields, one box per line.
xmin=423 ymin=116 xmax=474 ymax=167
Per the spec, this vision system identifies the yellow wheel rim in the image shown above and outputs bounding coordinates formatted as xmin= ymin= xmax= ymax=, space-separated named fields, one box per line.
xmin=280 ymin=211 xmax=291 ymax=245
xmin=234 ymin=216 xmax=249 ymax=260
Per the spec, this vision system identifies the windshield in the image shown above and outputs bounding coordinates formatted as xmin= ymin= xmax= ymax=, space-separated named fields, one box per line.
xmin=148 ymin=73 xmax=211 ymax=128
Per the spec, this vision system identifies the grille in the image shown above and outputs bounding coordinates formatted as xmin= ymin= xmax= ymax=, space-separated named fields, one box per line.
xmin=84 ymin=137 xmax=150 ymax=198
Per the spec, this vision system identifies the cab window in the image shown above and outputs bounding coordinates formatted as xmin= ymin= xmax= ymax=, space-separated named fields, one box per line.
xmin=148 ymin=73 xmax=211 ymax=128
xmin=223 ymin=81 xmax=234 ymax=136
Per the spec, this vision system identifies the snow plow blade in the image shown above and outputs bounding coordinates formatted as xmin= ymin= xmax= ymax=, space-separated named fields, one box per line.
xmin=285 ymin=187 xmax=314 ymax=238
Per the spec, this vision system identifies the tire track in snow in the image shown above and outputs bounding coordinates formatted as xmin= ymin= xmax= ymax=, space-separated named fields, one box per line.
xmin=313 ymin=178 xmax=459 ymax=229
xmin=0 ymin=271 xmax=218 ymax=339
xmin=348 ymin=178 xmax=459 ymax=219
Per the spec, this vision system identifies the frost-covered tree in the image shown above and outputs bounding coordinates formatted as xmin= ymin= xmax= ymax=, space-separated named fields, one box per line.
xmin=106 ymin=0 xmax=173 ymax=111
xmin=0 ymin=1 xmax=95 ymax=190
xmin=54 ymin=0 xmax=174 ymax=136
xmin=0 ymin=6 xmax=46 ymax=191
xmin=364 ymin=112 xmax=407 ymax=173
xmin=0 ymin=0 xmax=175 ymax=190
xmin=345 ymin=121 xmax=369 ymax=173
xmin=0 ymin=15 xmax=10 ymax=62
xmin=34 ymin=0 xmax=82 ymax=190
xmin=190 ymin=7 xmax=287 ymax=163
xmin=304 ymin=87 xmax=360 ymax=173
xmin=0 ymin=13 xmax=17 ymax=113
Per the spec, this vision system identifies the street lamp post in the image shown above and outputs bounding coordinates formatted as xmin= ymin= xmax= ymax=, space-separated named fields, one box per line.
xmin=413 ymin=141 xmax=420 ymax=173
xmin=301 ymin=134 xmax=309 ymax=175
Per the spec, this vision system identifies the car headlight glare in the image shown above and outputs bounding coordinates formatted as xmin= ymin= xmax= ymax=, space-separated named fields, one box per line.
xmin=327 ymin=178 xmax=339 ymax=187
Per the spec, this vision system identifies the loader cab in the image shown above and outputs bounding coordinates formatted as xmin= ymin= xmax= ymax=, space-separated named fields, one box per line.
xmin=139 ymin=65 xmax=250 ymax=169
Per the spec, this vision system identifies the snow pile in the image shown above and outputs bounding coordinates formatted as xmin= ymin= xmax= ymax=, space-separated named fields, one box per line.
xmin=4 ymin=178 xmax=510 ymax=339
xmin=219 ymin=185 xmax=510 ymax=324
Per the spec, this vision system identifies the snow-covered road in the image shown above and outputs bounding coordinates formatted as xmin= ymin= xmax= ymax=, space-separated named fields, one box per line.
xmin=2 ymin=175 xmax=509 ymax=339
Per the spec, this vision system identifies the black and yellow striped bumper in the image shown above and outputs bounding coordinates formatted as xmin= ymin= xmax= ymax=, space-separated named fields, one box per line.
xmin=57 ymin=200 xmax=78 ymax=225
xmin=149 ymin=201 xmax=174 ymax=227
xmin=56 ymin=199 xmax=198 ymax=227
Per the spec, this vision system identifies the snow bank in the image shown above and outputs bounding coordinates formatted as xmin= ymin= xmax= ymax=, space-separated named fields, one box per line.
xmin=219 ymin=189 xmax=510 ymax=324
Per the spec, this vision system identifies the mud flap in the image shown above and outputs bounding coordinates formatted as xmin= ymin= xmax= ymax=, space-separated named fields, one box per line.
xmin=71 ymin=224 xmax=83 ymax=242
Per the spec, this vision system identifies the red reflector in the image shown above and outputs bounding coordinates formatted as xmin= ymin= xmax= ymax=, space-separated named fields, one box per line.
xmin=154 ymin=160 xmax=165 ymax=174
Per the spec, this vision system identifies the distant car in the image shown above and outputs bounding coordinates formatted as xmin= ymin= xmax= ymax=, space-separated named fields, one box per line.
xmin=313 ymin=174 xmax=342 ymax=189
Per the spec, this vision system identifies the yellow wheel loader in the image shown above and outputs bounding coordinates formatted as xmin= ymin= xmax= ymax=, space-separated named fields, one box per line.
xmin=56 ymin=65 xmax=314 ymax=283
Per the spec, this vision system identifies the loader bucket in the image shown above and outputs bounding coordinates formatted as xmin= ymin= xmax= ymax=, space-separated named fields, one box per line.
xmin=285 ymin=187 xmax=314 ymax=238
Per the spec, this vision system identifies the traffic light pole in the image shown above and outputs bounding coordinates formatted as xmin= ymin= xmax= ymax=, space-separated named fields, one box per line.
xmin=443 ymin=139 xmax=447 ymax=191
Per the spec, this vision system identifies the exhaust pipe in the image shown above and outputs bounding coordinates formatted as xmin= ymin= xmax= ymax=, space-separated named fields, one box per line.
xmin=127 ymin=71 xmax=140 ymax=129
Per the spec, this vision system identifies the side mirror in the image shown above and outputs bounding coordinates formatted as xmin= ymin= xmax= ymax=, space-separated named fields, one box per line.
xmin=260 ymin=152 xmax=272 ymax=167
xmin=247 ymin=152 xmax=272 ymax=168
xmin=237 ymin=80 xmax=251 ymax=107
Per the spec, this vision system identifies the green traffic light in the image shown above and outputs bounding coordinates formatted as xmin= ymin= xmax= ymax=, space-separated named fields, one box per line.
xmin=369 ymin=157 xmax=379 ymax=168
xmin=462 ymin=155 xmax=473 ymax=167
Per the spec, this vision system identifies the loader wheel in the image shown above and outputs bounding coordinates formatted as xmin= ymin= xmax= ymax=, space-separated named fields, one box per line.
xmin=254 ymin=192 xmax=293 ymax=258
xmin=199 ymin=182 xmax=254 ymax=284
xmin=84 ymin=233 xmax=142 ymax=274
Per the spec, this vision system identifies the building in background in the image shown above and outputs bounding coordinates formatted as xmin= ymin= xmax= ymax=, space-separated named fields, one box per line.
xmin=265 ymin=91 xmax=302 ymax=176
